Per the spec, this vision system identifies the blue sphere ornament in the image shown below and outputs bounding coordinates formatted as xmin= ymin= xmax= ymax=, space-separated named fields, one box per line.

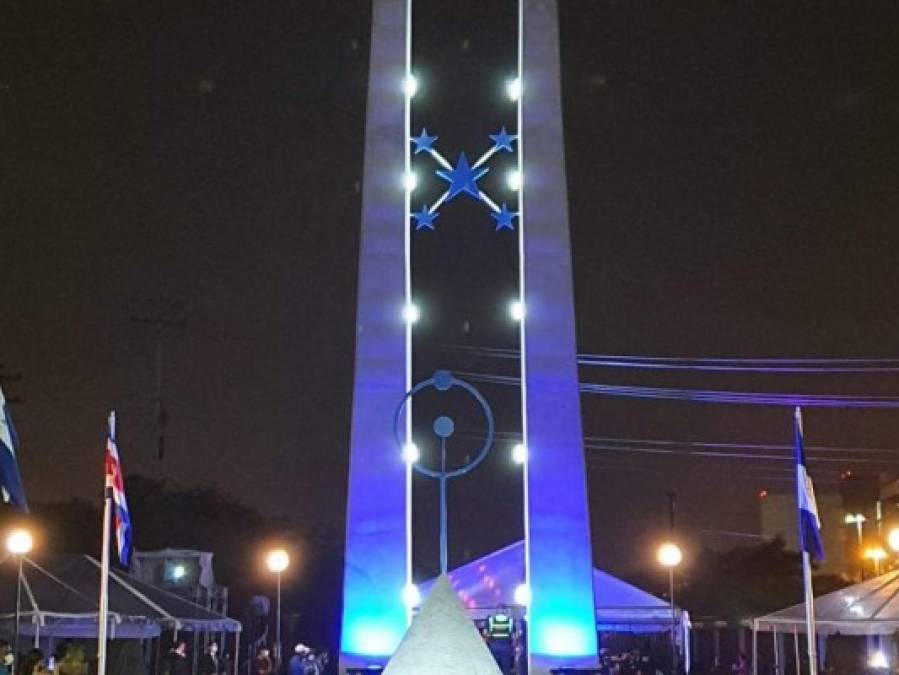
xmin=433 ymin=415 xmax=455 ymax=438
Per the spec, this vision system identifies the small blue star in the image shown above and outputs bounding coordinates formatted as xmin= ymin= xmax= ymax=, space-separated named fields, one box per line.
xmin=491 ymin=203 xmax=518 ymax=231
xmin=489 ymin=126 xmax=518 ymax=153
xmin=412 ymin=205 xmax=438 ymax=231
xmin=411 ymin=129 xmax=438 ymax=155
xmin=436 ymin=153 xmax=489 ymax=202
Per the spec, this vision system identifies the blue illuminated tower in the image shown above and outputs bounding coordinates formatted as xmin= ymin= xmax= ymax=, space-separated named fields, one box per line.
xmin=340 ymin=1 xmax=598 ymax=673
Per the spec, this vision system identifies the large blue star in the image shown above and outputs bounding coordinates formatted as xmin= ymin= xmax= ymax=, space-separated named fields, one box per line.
xmin=411 ymin=129 xmax=438 ymax=155
xmin=489 ymin=126 xmax=518 ymax=153
xmin=491 ymin=203 xmax=518 ymax=231
xmin=435 ymin=153 xmax=489 ymax=202
xmin=411 ymin=205 xmax=438 ymax=231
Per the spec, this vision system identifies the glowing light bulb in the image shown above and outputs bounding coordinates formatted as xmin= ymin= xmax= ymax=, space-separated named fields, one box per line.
xmin=6 ymin=529 xmax=32 ymax=555
xmin=512 ymin=443 xmax=527 ymax=465
xmin=506 ymin=170 xmax=522 ymax=191
xmin=506 ymin=77 xmax=522 ymax=102
xmin=402 ymin=443 xmax=420 ymax=464
xmin=402 ymin=303 xmax=420 ymax=324
xmin=509 ymin=300 xmax=525 ymax=322
xmin=403 ymin=75 xmax=418 ymax=98
xmin=514 ymin=583 xmax=531 ymax=606
xmin=403 ymin=171 xmax=418 ymax=192
xmin=402 ymin=583 xmax=421 ymax=608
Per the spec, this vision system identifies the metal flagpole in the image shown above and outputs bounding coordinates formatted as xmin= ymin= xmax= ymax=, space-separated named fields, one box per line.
xmin=97 ymin=420 xmax=114 ymax=675
xmin=795 ymin=408 xmax=818 ymax=675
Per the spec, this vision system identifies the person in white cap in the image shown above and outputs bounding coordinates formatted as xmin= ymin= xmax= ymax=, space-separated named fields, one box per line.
xmin=287 ymin=645 xmax=310 ymax=675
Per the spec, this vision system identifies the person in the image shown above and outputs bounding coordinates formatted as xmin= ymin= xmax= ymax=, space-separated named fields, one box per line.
xmin=168 ymin=641 xmax=189 ymax=675
xmin=200 ymin=642 xmax=222 ymax=675
xmin=55 ymin=644 xmax=87 ymax=675
xmin=254 ymin=647 xmax=273 ymax=675
xmin=486 ymin=606 xmax=515 ymax=674
xmin=287 ymin=645 xmax=309 ymax=675
xmin=16 ymin=649 xmax=44 ymax=675
xmin=0 ymin=640 xmax=12 ymax=675
xmin=731 ymin=652 xmax=750 ymax=675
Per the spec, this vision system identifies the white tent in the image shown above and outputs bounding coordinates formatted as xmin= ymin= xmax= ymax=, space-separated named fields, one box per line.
xmin=754 ymin=570 xmax=899 ymax=636
xmin=419 ymin=540 xmax=690 ymax=634
xmin=750 ymin=570 xmax=899 ymax=674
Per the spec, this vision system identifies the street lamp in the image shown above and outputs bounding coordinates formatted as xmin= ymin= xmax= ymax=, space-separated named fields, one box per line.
xmin=845 ymin=513 xmax=866 ymax=545
xmin=864 ymin=547 xmax=888 ymax=576
xmin=657 ymin=542 xmax=683 ymax=675
xmin=265 ymin=549 xmax=289 ymax=669
xmin=6 ymin=528 xmax=33 ymax=662
xmin=887 ymin=527 xmax=899 ymax=554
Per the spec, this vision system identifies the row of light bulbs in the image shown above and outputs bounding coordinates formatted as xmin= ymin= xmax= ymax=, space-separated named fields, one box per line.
xmin=404 ymin=75 xmax=521 ymax=103
xmin=402 ymin=300 xmax=524 ymax=325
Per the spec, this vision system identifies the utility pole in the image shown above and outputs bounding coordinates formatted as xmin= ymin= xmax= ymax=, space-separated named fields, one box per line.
xmin=130 ymin=300 xmax=186 ymax=460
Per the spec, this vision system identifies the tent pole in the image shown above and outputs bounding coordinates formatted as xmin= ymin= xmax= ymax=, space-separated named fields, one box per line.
xmin=752 ymin=621 xmax=758 ymax=675
xmin=773 ymin=626 xmax=780 ymax=674
xmin=794 ymin=625 xmax=800 ymax=675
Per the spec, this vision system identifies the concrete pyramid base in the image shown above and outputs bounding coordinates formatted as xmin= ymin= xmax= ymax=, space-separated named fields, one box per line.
xmin=383 ymin=575 xmax=502 ymax=675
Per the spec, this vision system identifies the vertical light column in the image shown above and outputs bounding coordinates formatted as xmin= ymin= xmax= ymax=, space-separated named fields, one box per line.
xmin=521 ymin=1 xmax=598 ymax=673
xmin=339 ymin=0 xmax=411 ymax=670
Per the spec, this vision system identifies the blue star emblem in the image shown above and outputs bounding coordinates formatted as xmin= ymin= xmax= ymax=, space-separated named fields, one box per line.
xmin=489 ymin=126 xmax=518 ymax=153
xmin=411 ymin=129 xmax=438 ymax=155
xmin=491 ymin=203 xmax=518 ymax=231
xmin=411 ymin=205 xmax=438 ymax=231
xmin=435 ymin=153 xmax=489 ymax=202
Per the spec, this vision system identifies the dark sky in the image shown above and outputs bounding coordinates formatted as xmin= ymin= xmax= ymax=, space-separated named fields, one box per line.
xmin=3 ymin=0 xmax=899 ymax=579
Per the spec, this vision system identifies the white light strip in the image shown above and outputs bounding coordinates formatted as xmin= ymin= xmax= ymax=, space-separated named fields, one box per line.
xmin=472 ymin=146 xmax=499 ymax=169
xmin=427 ymin=148 xmax=453 ymax=171
xmin=404 ymin=0 xmax=414 ymax=626
xmin=517 ymin=0 xmax=531 ymax=664
xmin=430 ymin=189 xmax=451 ymax=213
xmin=480 ymin=191 xmax=501 ymax=213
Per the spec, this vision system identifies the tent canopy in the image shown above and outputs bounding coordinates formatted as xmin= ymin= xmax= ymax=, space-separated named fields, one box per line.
xmin=755 ymin=569 xmax=899 ymax=636
xmin=419 ymin=541 xmax=688 ymax=633
xmin=0 ymin=554 xmax=241 ymax=639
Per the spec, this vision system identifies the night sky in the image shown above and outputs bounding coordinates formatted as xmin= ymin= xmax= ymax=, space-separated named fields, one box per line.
xmin=3 ymin=1 xmax=899 ymax=580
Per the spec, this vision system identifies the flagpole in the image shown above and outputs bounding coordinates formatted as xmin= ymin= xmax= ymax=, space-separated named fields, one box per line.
xmin=97 ymin=412 xmax=115 ymax=675
xmin=795 ymin=407 xmax=818 ymax=675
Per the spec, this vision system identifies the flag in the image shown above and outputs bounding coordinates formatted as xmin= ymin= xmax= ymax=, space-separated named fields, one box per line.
xmin=795 ymin=407 xmax=824 ymax=562
xmin=105 ymin=411 xmax=132 ymax=567
xmin=0 ymin=385 xmax=28 ymax=512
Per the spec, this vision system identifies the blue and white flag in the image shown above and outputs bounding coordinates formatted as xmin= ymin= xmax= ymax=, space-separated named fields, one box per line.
xmin=795 ymin=407 xmax=824 ymax=562
xmin=0 ymin=385 xmax=28 ymax=512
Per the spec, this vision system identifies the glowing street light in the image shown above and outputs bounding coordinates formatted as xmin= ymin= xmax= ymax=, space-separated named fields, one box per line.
xmin=6 ymin=527 xmax=33 ymax=661
xmin=888 ymin=528 xmax=899 ymax=553
xmin=266 ymin=549 xmax=290 ymax=668
xmin=865 ymin=546 xmax=888 ymax=575
xmin=506 ymin=77 xmax=522 ymax=102
xmin=511 ymin=443 xmax=527 ymax=465
xmin=6 ymin=529 xmax=32 ymax=556
xmin=657 ymin=542 xmax=683 ymax=674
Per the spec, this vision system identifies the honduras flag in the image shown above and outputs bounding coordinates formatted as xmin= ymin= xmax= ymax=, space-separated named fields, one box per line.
xmin=0 ymin=386 xmax=28 ymax=512
xmin=794 ymin=407 xmax=824 ymax=562
xmin=105 ymin=411 xmax=133 ymax=567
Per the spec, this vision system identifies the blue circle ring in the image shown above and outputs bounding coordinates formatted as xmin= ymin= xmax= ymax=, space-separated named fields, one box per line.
xmin=393 ymin=370 xmax=495 ymax=479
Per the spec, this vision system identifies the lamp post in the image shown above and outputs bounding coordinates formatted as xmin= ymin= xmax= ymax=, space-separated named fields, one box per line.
xmin=265 ymin=549 xmax=289 ymax=669
xmin=6 ymin=528 xmax=33 ymax=662
xmin=864 ymin=547 xmax=887 ymax=576
xmin=658 ymin=542 xmax=683 ymax=675
xmin=845 ymin=514 xmax=867 ymax=578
